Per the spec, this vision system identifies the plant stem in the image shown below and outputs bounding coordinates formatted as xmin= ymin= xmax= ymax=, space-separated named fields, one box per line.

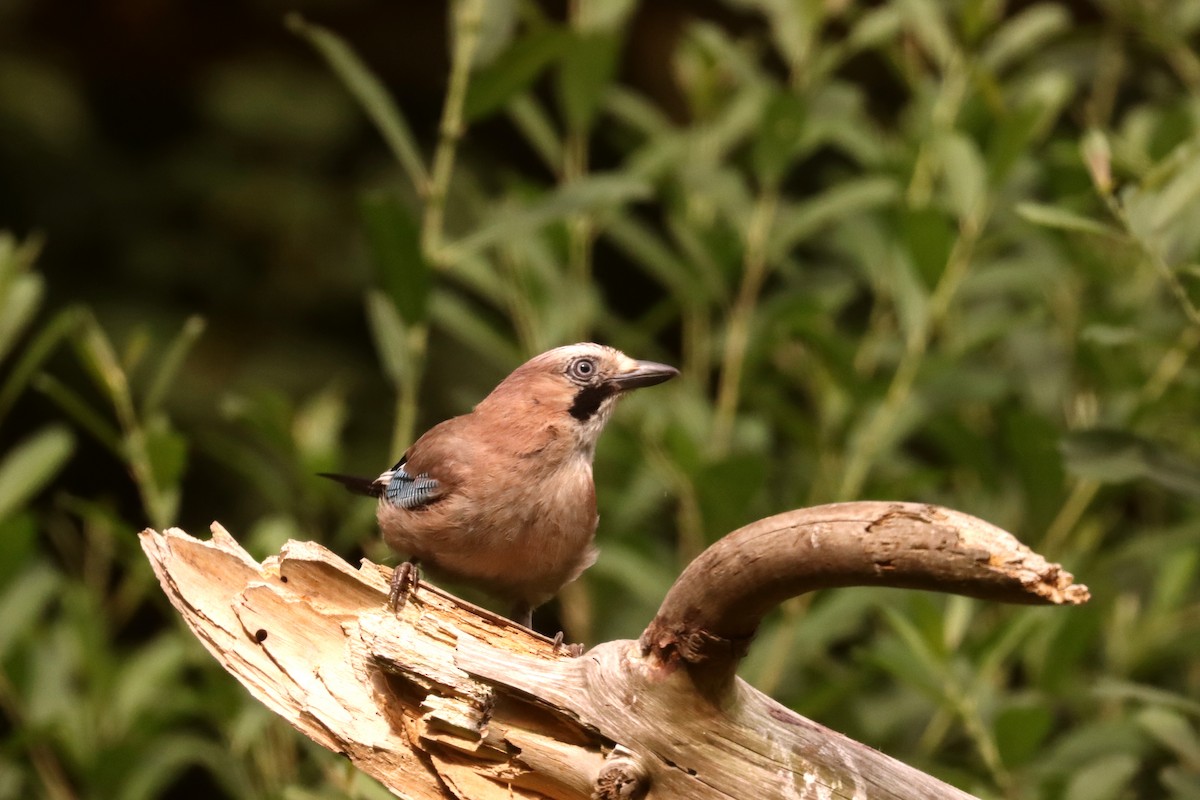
xmin=391 ymin=324 xmax=428 ymax=458
xmin=79 ymin=317 xmax=174 ymax=528
xmin=837 ymin=50 xmax=975 ymax=501
xmin=563 ymin=0 xmax=595 ymax=339
xmin=749 ymin=597 xmax=810 ymax=696
xmin=563 ymin=131 xmax=594 ymax=338
xmin=398 ymin=0 xmax=481 ymax=452
xmin=1103 ymin=195 xmax=1200 ymax=327
xmin=500 ymin=249 xmax=541 ymax=355
xmin=421 ymin=0 xmax=484 ymax=267
xmin=838 ymin=205 xmax=987 ymax=501
xmin=953 ymin=688 xmax=1013 ymax=795
xmin=647 ymin=445 xmax=705 ymax=566
xmin=711 ymin=188 xmax=780 ymax=455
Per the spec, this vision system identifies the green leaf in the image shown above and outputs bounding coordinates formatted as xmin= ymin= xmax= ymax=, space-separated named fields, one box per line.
xmin=114 ymin=734 xmax=240 ymax=800
xmin=901 ymin=207 xmax=955 ymax=288
xmin=769 ymin=176 xmax=899 ymax=259
xmin=0 ymin=512 xmax=36 ymax=588
xmin=471 ymin=0 xmax=519 ymax=69
xmin=1016 ymin=202 xmax=1123 ymax=238
xmin=507 ymin=93 xmax=564 ymax=172
xmin=979 ymin=3 xmax=1070 ymax=74
xmin=696 ymin=453 xmax=767 ymax=541
xmin=360 ymin=193 xmax=431 ymax=324
xmin=0 ymin=305 xmax=84 ymax=423
xmin=144 ymin=418 xmax=188 ymax=499
xmin=1148 ymin=152 xmax=1200 ymax=234
xmin=1160 ymin=766 xmax=1200 ymax=798
xmin=143 ymin=315 xmax=206 ymax=416
xmin=0 ymin=562 xmax=60 ymax=661
xmin=898 ymin=0 xmax=956 ymax=68
xmin=287 ymin=14 xmax=428 ymax=189
xmin=1000 ymin=408 xmax=1065 ymax=527
xmin=1150 ymin=546 xmax=1197 ymax=617
xmin=293 ymin=386 xmax=349 ymax=468
xmin=0 ymin=425 xmax=74 ymax=524
xmin=1080 ymin=324 xmax=1141 ymax=346
xmin=465 ymin=27 xmax=567 ymax=122
xmin=848 ymin=6 xmax=902 ymax=51
xmin=0 ymin=273 xmax=43 ymax=365
xmin=109 ymin=636 xmax=189 ymax=734
xmin=987 ymin=101 xmax=1044 ymax=182
xmin=364 ymin=289 xmax=413 ymax=387
xmin=1093 ymin=679 xmax=1200 ymax=716
xmin=556 ymin=30 xmax=621 ymax=132
xmin=1060 ymin=429 xmax=1155 ymax=482
xmin=429 ymin=290 xmax=520 ymax=367
xmin=877 ymin=604 xmax=948 ymax=694
xmin=0 ymin=231 xmax=42 ymax=287
xmin=1064 ymin=754 xmax=1139 ymax=800
xmin=891 ymin=251 xmax=931 ymax=341
xmin=1059 ymin=429 xmax=1200 ymax=498
xmin=449 ymin=173 xmax=650 ymax=258
xmin=938 ymin=132 xmax=987 ymax=221
xmin=1136 ymin=707 xmax=1200 ymax=766
xmin=590 ymin=542 xmax=677 ymax=608
xmin=994 ymin=704 xmax=1054 ymax=767
xmin=74 ymin=315 xmax=135 ymax=426
xmin=751 ymin=90 xmax=807 ymax=187
xmin=605 ymin=215 xmax=697 ymax=303
xmin=32 ymin=373 xmax=124 ymax=456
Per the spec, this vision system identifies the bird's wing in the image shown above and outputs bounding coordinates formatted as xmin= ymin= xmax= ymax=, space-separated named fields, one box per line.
xmin=370 ymin=414 xmax=483 ymax=509
xmin=375 ymin=456 xmax=443 ymax=509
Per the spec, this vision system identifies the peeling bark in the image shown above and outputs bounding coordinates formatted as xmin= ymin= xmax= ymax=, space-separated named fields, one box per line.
xmin=139 ymin=503 xmax=1088 ymax=799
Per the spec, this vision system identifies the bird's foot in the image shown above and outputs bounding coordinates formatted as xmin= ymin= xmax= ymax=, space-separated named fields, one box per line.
xmin=509 ymin=602 xmax=534 ymax=630
xmin=388 ymin=559 xmax=421 ymax=613
xmin=551 ymin=630 xmax=585 ymax=657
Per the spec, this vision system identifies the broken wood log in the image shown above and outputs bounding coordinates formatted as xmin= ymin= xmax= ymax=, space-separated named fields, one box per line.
xmin=138 ymin=501 xmax=1089 ymax=799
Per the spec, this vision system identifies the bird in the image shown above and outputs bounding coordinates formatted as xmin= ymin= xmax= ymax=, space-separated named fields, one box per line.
xmin=322 ymin=343 xmax=678 ymax=628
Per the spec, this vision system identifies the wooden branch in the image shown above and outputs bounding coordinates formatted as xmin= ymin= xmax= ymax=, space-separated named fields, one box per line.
xmin=139 ymin=504 xmax=1088 ymax=800
xmin=639 ymin=502 xmax=1090 ymax=690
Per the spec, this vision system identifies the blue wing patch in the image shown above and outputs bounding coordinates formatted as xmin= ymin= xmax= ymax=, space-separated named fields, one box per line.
xmin=376 ymin=461 xmax=440 ymax=509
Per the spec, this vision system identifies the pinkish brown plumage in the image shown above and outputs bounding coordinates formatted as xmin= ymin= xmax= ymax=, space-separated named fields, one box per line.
xmin=323 ymin=343 xmax=677 ymax=627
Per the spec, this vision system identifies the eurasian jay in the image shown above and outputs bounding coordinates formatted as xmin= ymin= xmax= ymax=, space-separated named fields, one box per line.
xmin=323 ymin=343 xmax=678 ymax=628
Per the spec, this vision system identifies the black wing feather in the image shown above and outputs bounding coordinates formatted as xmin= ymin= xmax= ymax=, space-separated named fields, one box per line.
xmin=318 ymin=472 xmax=383 ymax=498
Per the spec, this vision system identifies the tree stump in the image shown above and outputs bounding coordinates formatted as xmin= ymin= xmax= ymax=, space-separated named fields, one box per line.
xmin=139 ymin=502 xmax=1089 ymax=799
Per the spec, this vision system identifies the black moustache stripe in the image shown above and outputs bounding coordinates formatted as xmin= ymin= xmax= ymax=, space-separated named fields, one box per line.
xmin=568 ymin=383 xmax=617 ymax=421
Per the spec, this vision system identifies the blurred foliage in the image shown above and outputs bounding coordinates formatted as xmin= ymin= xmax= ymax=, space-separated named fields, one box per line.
xmin=3 ymin=0 xmax=1200 ymax=798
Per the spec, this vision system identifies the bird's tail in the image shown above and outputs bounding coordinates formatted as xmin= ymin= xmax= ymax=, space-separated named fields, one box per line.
xmin=318 ymin=473 xmax=382 ymax=498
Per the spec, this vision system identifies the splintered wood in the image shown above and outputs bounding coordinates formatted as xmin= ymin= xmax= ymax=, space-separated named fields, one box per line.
xmin=139 ymin=503 xmax=1088 ymax=800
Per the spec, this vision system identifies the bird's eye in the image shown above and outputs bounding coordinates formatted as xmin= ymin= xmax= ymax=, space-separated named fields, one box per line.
xmin=569 ymin=357 xmax=597 ymax=382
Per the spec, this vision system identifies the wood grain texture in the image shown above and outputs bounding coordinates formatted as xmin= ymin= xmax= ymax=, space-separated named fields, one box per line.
xmin=139 ymin=503 xmax=1088 ymax=799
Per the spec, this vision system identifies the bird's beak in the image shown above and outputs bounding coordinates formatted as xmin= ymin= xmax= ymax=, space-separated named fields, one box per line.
xmin=609 ymin=360 xmax=679 ymax=391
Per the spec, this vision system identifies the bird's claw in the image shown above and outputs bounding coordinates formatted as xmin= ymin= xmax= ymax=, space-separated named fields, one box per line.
xmin=551 ymin=630 xmax=584 ymax=657
xmin=388 ymin=560 xmax=421 ymax=613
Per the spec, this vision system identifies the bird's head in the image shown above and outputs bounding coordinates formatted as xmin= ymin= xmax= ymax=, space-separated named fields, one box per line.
xmin=477 ymin=343 xmax=679 ymax=452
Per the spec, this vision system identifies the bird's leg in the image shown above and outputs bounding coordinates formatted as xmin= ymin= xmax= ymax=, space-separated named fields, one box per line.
xmin=508 ymin=603 xmax=584 ymax=655
xmin=509 ymin=601 xmax=533 ymax=630
xmin=388 ymin=559 xmax=421 ymax=613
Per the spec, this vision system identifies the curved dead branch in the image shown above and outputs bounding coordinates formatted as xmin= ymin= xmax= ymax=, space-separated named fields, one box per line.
xmin=639 ymin=501 xmax=1089 ymax=690
xmin=138 ymin=504 xmax=1088 ymax=799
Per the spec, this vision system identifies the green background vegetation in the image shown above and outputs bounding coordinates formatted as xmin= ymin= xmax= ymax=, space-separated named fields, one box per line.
xmin=3 ymin=1 xmax=1200 ymax=797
